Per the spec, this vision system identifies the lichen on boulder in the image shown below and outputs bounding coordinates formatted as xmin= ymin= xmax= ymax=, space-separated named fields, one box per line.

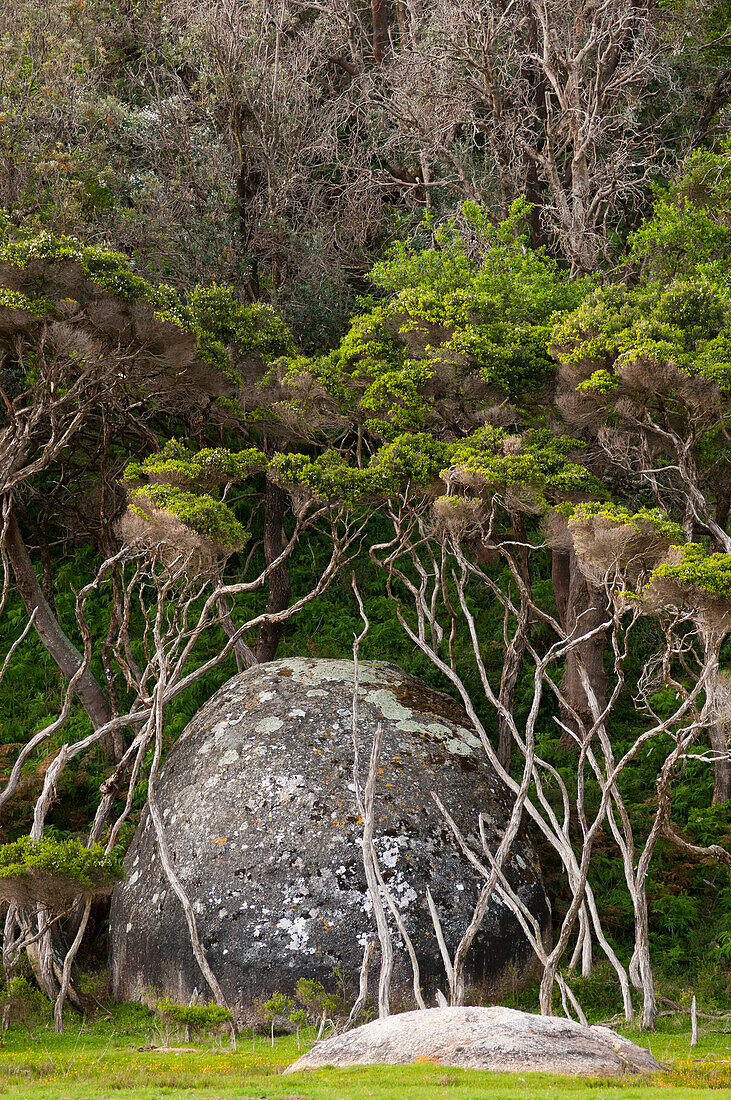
xmin=110 ymin=659 xmax=550 ymax=1012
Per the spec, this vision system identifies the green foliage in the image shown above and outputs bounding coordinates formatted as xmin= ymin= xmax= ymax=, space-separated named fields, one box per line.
xmin=0 ymin=290 xmax=56 ymax=317
xmin=178 ymin=286 xmax=294 ymax=372
xmin=554 ymin=277 xmax=731 ymax=392
xmin=272 ymin=427 xmax=598 ymax=509
xmin=128 ymin=439 xmax=267 ymax=489
xmin=262 ymin=992 xmax=294 ymax=1022
xmin=629 ymin=146 xmax=731 ymax=282
xmin=269 ymin=203 xmax=595 ymax=446
xmin=123 ymin=441 xmax=272 ymax=555
xmin=153 ymin=998 xmax=232 ymax=1035
xmin=0 ymin=229 xmax=293 ymax=393
xmin=650 ymin=543 xmax=731 ymax=598
xmin=575 ymin=368 xmax=620 ymax=393
xmin=564 ymin=502 xmax=686 ymax=545
xmin=127 ymin=483 xmax=250 ymax=552
xmin=0 ymin=977 xmax=48 ymax=1034
xmin=0 ymin=233 xmax=154 ymax=302
xmin=367 ymin=201 xmax=592 ymax=398
xmin=294 ymin=977 xmax=344 ymax=1017
xmin=0 ymin=836 xmax=123 ymax=898
xmin=449 ymin=427 xmax=600 ymax=501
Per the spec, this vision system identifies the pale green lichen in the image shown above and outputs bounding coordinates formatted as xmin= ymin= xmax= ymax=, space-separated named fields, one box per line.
xmin=255 ymin=717 xmax=284 ymax=734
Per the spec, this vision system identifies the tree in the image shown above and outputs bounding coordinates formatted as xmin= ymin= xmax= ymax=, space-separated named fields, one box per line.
xmin=0 ymin=436 xmax=366 ymax=1024
xmin=256 ymin=201 xmax=607 ymax=751
xmin=244 ymin=201 xmax=731 ymax=1029
xmin=0 ymin=223 xmax=380 ymax=1022
xmin=553 ymin=198 xmax=731 ymax=795
xmin=0 ymin=837 xmax=123 ymax=1030
xmin=0 ymin=222 xmax=300 ymax=747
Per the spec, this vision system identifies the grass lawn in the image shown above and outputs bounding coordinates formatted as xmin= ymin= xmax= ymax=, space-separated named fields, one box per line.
xmin=0 ymin=1006 xmax=730 ymax=1100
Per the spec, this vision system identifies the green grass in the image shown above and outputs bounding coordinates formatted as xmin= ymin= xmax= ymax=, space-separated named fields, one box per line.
xmin=1 ymin=1006 xmax=731 ymax=1099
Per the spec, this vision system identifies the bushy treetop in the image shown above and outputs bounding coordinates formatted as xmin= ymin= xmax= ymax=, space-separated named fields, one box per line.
xmin=258 ymin=202 xmax=593 ymax=444
xmin=553 ymin=279 xmax=731 ymax=394
xmin=628 ymin=144 xmax=731 ymax=283
xmin=0 ymin=225 xmax=294 ymax=398
xmin=0 ymin=837 xmax=123 ymax=906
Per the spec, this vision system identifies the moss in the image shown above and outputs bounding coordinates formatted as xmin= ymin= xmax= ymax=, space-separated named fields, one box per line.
xmin=391 ymin=678 xmax=474 ymax=730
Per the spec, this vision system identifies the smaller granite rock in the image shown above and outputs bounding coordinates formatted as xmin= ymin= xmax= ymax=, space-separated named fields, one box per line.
xmin=284 ymin=1007 xmax=663 ymax=1077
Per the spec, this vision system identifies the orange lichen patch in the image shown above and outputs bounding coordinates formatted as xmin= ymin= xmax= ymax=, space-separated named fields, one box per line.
xmin=212 ymin=837 xmax=227 ymax=845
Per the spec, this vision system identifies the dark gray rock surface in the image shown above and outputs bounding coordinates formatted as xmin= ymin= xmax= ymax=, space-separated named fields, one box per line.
xmin=110 ymin=659 xmax=550 ymax=1011
xmin=284 ymin=1007 xmax=664 ymax=1076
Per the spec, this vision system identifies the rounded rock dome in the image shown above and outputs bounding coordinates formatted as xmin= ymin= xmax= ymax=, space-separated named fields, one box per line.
xmin=110 ymin=658 xmax=550 ymax=1011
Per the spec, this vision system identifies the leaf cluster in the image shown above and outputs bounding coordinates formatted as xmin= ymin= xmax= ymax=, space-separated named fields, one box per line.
xmin=0 ymin=836 xmax=123 ymax=906
xmin=154 ymin=997 xmax=233 ymax=1033
xmin=651 ymin=543 xmax=731 ymax=598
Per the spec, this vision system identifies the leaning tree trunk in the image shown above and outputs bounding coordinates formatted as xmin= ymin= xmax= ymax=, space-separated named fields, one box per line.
xmin=497 ymin=530 xmax=532 ymax=770
xmin=4 ymin=505 xmax=113 ymax=739
xmin=255 ymin=478 xmax=292 ymax=663
xmin=552 ymin=548 xmax=607 ymax=748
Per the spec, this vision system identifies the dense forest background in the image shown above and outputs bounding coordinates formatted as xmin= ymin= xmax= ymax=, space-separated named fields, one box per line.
xmin=1 ymin=0 xmax=731 ymax=1032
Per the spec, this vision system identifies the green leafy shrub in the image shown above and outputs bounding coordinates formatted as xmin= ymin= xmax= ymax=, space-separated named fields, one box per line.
xmin=0 ymin=977 xmax=49 ymax=1036
xmin=650 ymin=544 xmax=731 ymax=598
xmin=262 ymin=992 xmax=295 ymax=1046
xmin=0 ymin=837 xmax=123 ymax=906
xmin=126 ymin=483 xmax=250 ymax=553
xmin=154 ymin=997 xmax=233 ymax=1043
xmin=294 ymin=977 xmax=346 ymax=1019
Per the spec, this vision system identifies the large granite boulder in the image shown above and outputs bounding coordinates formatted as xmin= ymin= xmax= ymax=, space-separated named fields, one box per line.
xmin=285 ymin=1007 xmax=664 ymax=1077
xmin=110 ymin=659 xmax=550 ymax=1012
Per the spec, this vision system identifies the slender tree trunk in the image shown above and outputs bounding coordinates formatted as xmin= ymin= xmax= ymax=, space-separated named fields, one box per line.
xmin=372 ymin=0 xmax=389 ymax=63
xmin=4 ymin=506 xmax=111 ymax=735
xmin=255 ymin=479 xmax=291 ymax=663
xmin=216 ymin=593 xmax=257 ymax=672
xmin=53 ymin=897 xmax=92 ymax=1033
xmin=552 ymin=548 xmax=607 ymax=748
xmin=22 ymin=909 xmax=57 ymax=1002
xmin=521 ymin=8 xmax=548 ymax=247
xmin=710 ymin=724 xmax=731 ymax=805
xmin=497 ymin=533 xmax=531 ymax=770
xmin=690 ymin=68 xmax=731 ymax=149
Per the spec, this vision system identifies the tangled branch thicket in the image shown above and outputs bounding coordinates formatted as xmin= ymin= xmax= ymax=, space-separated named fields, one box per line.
xmin=0 ymin=480 xmax=366 ymax=1030
xmin=351 ymin=487 xmax=728 ymax=1031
